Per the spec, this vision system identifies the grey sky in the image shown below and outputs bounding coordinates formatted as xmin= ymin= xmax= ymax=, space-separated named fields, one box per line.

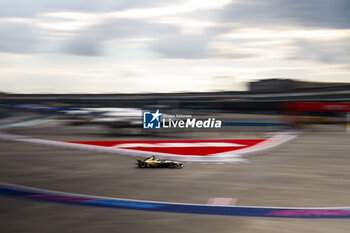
xmin=0 ymin=0 xmax=349 ymax=93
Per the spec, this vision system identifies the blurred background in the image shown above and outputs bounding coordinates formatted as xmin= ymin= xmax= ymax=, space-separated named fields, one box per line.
xmin=1 ymin=0 xmax=350 ymax=232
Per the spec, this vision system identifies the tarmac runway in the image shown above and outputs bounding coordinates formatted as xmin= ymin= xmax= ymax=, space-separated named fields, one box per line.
xmin=1 ymin=122 xmax=350 ymax=232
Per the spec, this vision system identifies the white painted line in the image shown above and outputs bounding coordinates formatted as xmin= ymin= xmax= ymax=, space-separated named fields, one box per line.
xmin=208 ymin=198 xmax=237 ymax=206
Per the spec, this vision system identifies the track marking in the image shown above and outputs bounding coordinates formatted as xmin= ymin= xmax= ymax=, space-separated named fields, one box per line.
xmin=0 ymin=132 xmax=298 ymax=163
xmin=1 ymin=182 xmax=350 ymax=218
xmin=115 ymin=142 xmax=245 ymax=148
xmin=208 ymin=198 xmax=237 ymax=206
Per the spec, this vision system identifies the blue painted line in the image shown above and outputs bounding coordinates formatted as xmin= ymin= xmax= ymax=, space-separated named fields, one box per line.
xmin=222 ymin=122 xmax=285 ymax=126
xmin=1 ymin=182 xmax=350 ymax=218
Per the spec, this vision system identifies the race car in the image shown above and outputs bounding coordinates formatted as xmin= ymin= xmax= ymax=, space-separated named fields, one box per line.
xmin=136 ymin=156 xmax=183 ymax=169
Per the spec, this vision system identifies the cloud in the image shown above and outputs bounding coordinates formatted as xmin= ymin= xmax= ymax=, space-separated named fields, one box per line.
xmin=194 ymin=0 xmax=350 ymax=29
xmin=62 ymin=18 xmax=251 ymax=59
xmin=0 ymin=0 xmax=178 ymax=17
xmin=291 ymin=38 xmax=350 ymax=65
xmin=2 ymin=0 xmax=350 ymax=94
xmin=0 ymin=22 xmax=40 ymax=53
xmin=151 ymin=35 xmax=209 ymax=58
xmin=62 ymin=18 xmax=179 ymax=56
xmin=150 ymin=34 xmax=256 ymax=59
xmin=63 ymin=38 xmax=100 ymax=56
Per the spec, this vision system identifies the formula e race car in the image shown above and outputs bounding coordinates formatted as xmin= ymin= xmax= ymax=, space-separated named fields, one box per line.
xmin=136 ymin=156 xmax=183 ymax=169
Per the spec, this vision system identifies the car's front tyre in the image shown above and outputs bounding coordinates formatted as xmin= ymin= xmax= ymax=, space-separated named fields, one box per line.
xmin=170 ymin=163 xmax=183 ymax=169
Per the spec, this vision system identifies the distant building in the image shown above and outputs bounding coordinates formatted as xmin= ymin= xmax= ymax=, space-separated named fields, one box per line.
xmin=249 ymin=79 xmax=296 ymax=93
xmin=249 ymin=78 xmax=350 ymax=93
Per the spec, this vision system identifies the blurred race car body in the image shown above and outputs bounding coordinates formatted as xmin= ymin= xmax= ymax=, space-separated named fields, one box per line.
xmin=136 ymin=156 xmax=183 ymax=169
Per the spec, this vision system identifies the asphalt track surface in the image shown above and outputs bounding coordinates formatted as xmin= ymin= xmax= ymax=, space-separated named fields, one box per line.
xmin=1 ymin=122 xmax=350 ymax=232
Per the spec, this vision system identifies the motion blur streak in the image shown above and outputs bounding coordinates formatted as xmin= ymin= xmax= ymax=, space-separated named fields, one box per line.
xmin=1 ymin=182 xmax=350 ymax=218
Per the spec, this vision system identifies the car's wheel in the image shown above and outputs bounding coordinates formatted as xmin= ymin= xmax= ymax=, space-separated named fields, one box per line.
xmin=177 ymin=164 xmax=183 ymax=169
xmin=139 ymin=162 xmax=147 ymax=168
xmin=170 ymin=163 xmax=176 ymax=169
